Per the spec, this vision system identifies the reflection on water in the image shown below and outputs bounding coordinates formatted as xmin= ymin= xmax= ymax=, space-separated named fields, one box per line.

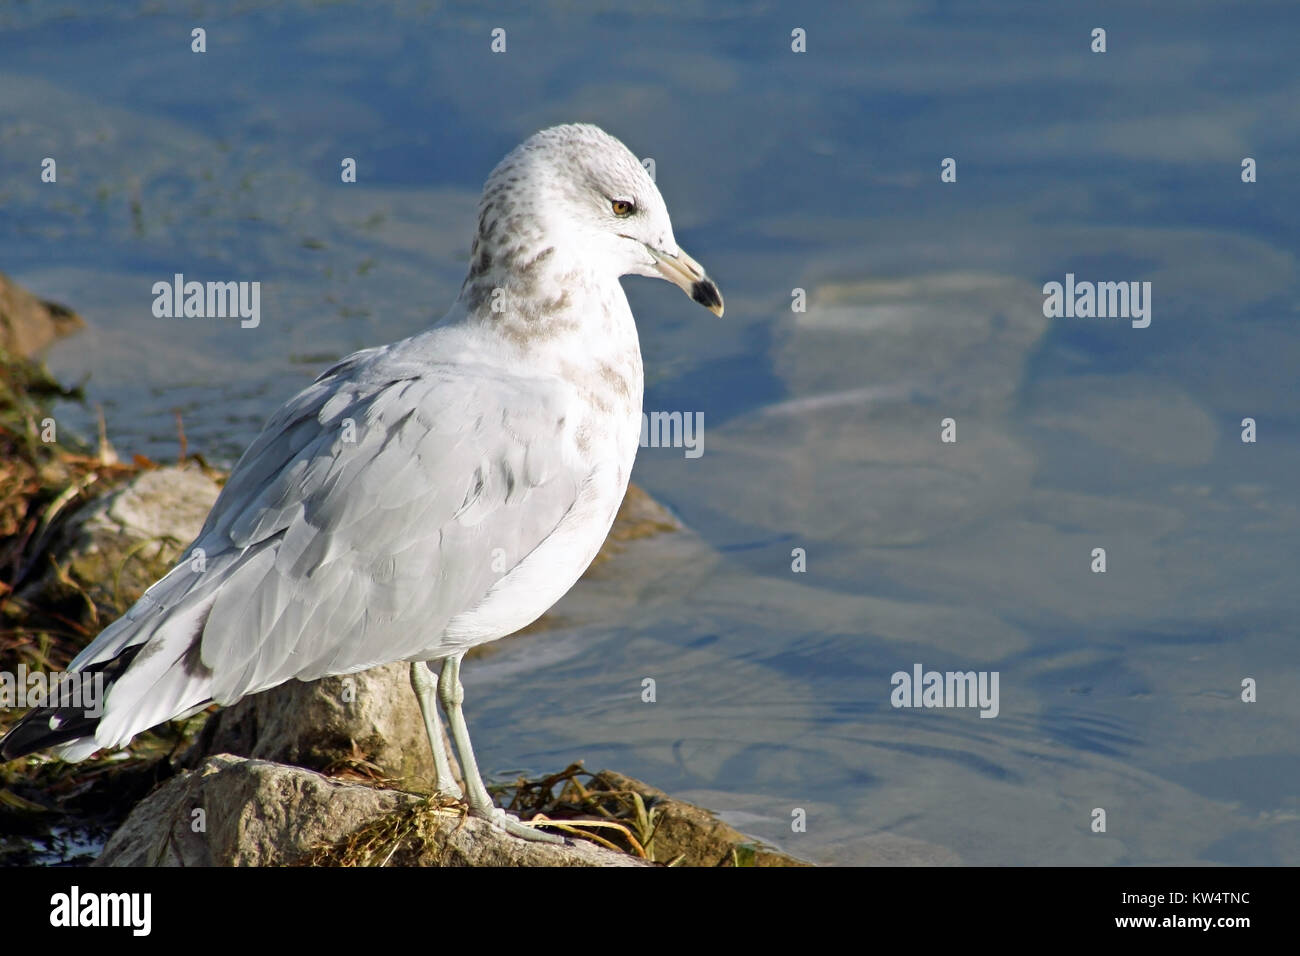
xmin=2 ymin=1 xmax=1297 ymax=864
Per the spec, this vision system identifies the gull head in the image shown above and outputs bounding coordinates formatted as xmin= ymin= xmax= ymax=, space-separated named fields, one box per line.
xmin=468 ymin=123 xmax=724 ymax=317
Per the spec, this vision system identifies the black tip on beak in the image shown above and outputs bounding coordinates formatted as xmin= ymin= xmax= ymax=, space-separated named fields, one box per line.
xmin=691 ymin=279 xmax=724 ymax=315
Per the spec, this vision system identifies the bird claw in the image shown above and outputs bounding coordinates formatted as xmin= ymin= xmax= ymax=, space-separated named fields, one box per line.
xmin=472 ymin=804 xmax=565 ymax=844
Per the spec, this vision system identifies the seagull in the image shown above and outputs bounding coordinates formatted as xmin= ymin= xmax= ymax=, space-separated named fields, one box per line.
xmin=1 ymin=123 xmax=723 ymax=843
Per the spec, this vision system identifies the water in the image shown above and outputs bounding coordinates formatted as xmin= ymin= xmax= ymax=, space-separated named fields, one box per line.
xmin=2 ymin=0 xmax=1297 ymax=864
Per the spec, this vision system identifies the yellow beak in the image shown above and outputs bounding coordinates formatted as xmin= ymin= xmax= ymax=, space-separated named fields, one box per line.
xmin=647 ymin=245 xmax=724 ymax=316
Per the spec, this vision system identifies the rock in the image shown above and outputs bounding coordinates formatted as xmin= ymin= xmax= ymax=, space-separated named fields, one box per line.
xmin=588 ymin=770 xmax=809 ymax=867
xmin=25 ymin=463 xmax=222 ymax=617
xmin=181 ymin=662 xmax=453 ymax=793
xmin=0 ymin=273 xmax=83 ymax=359
xmin=95 ymin=755 xmax=647 ymax=867
xmin=70 ymin=463 xmax=220 ymax=558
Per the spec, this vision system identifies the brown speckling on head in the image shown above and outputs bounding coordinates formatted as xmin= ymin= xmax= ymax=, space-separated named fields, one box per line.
xmin=518 ymin=246 xmax=555 ymax=276
xmin=455 ymin=125 xmax=662 ymax=343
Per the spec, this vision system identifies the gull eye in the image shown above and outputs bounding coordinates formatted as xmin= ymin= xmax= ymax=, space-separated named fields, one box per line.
xmin=611 ymin=198 xmax=636 ymax=217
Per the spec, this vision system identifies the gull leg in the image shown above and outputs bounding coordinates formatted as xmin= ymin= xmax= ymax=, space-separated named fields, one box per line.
xmin=409 ymin=661 xmax=463 ymax=799
xmin=438 ymin=652 xmax=563 ymax=844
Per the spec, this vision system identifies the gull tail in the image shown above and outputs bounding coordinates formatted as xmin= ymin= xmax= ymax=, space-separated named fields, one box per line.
xmin=0 ymin=559 xmax=224 ymax=762
xmin=0 ymin=646 xmax=144 ymax=760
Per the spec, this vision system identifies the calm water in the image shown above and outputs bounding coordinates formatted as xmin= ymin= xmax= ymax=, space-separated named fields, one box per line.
xmin=2 ymin=1 xmax=1297 ymax=865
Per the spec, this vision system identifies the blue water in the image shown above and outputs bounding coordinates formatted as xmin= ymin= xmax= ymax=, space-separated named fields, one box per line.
xmin=1 ymin=0 xmax=1297 ymax=864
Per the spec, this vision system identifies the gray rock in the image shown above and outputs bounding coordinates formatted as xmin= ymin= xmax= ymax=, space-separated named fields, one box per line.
xmin=76 ymin=464 xmax=220 ymax=545
xmin=182 ymin=662 xmax=452 ymax=793
xmin=26 ymin=463 xmax=222 ymax=616
xmin=95 ymin=754 xmax=646 ymax=867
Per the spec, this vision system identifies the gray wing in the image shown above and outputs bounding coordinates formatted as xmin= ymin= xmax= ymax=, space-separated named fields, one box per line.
xmin=75 ymin=344 xmax=583 ymax=735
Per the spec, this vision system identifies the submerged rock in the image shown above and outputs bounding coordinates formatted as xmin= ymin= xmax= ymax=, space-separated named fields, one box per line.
xmin=692 ymin=272 xmax=1048 ymax=550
